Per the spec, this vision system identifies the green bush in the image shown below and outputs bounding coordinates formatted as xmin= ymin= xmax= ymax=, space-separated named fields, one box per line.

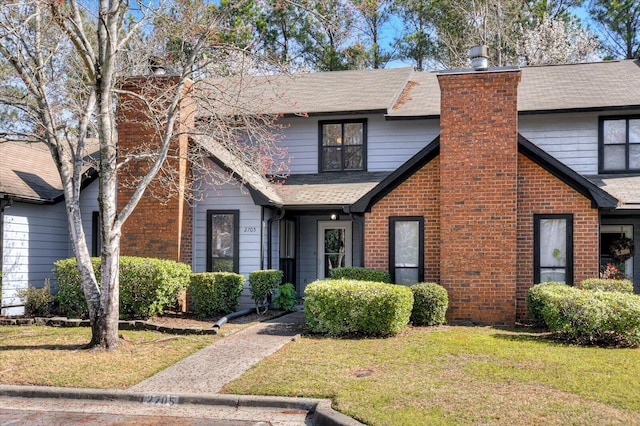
xmin=18 ymin=283 xmax=54 ymax=317
xmin=54 ymin=257 xmax=191 ymax=319
xmin=526 ymin=282 xmax=574 ymax=327
xmin=249 ymin=269 xmax=283 ymax=314
xmin=188 ymin=272 xmax=245 ymax=318
xmin=528 ymin=283 xmax=640 ymax=346
xmin=329 ymin=267 xmax=391 ymax=283
xmin=304 ymin=279 xmax=413 ymax=337
xmin=273 ymin=283 xmax=297 ymax=312
xmin=410 ymin=282 xmax=448 ymax=326
xmin=578 ymin=278 xmax=634 ymax=293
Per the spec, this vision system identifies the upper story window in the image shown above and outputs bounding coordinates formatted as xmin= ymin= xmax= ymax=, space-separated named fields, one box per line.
xmin=600 ymin=116 xmax=640 ymax=173
xmin=319 ymin=119 xmax=366 ymax=172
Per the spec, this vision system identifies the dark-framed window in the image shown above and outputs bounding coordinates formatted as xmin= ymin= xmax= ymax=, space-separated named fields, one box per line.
xmin=206 ymin=210 xmax=239 ymax=273
xmin=534 ymin=214 xmax=573 ymax=284
xmin=599 ymin=116 xmax=640 ymax=173
xmin=389 ymin=216 xmax=424 ymax=285
xmin=319 ymin=119 xmax=367 ymax=172
xmin=91 ymin=211 xmax=101 ymax=257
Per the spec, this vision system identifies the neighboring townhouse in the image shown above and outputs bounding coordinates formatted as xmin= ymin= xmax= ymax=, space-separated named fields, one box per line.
xmin=2 ymin=58 xmax=639 ymax=324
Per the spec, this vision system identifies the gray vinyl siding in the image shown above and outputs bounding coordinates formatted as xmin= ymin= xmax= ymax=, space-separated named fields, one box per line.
xmin=1 ymin=202 xmax=67 ymax=315
xmin=279 ymin=115 xmax=440 ymax=174
xmin=519 ymin=113 xmax=599 ymax=175
xmin=193 ymin=179 xmax=263 ymax=308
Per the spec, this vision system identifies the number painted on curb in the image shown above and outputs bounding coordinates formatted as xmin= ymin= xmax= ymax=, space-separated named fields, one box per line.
xmin=142 ymin=394 xmax=179 ymax=406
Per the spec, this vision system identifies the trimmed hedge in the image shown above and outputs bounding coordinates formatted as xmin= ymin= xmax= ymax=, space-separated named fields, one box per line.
xmin=527 ymin=283 xmax=640 ymax=346
xmin=54 ymin=257 xmax=191 ymax=319
xmin=249 ymin=269 xmax=283 ymax=313
xmin=329 ymin=267 xmax=391 ymax=283
xmin=526 ymin=282 xmax=574 ymax=327
xmin=304 ymin=279 xmax=413 ymax=337
xmin=410 ymin=282 xmax=448 ymax=326
xmin=578 ymin=278 xmax=634 ymax=294
xmin=189 ymin=272 xmax=245 ymax=318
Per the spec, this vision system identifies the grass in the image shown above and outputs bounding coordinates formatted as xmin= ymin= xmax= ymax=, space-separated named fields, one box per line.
xmin=224 ymin=326 xmax=640 ymax=425
xmin=0 ymin=325 xmax=224 ymax=388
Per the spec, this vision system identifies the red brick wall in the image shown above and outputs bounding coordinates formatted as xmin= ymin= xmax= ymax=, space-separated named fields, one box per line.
xmin=116 ymin=77 xmax=194 ymax=265
xmin=438 ymin=70 xmax=521 ymax=325
xmin=516 ymin=154 xmax=600 ymax=320
xmin=364 ymin=158 xmax=440 ymax=283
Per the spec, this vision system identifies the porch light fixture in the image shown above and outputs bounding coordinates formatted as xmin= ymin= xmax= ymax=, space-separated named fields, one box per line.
xmin=330 ymin=213 xmax=339 ymax=221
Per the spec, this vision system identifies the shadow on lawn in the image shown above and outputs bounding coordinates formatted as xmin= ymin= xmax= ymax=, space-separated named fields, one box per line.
xmin=0 ymin=343 xmax=87 ymax=351
xmin=490 ymin=327 xmax=559 ymax=345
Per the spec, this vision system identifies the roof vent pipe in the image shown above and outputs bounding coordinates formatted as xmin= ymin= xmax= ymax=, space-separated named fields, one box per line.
xmin=468 ymin=45 xmax=489 ymax=71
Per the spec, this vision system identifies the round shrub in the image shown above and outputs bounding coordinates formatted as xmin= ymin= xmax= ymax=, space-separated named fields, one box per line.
xmin=410 ymin=282 xmax=448 ymax=326
xmin=526 ymin=282 xmax=574 ymax=327
xmin=578 ymin=278 xmax=633 ymax=294
xmin=249 ymin=269 xmax=283 ymax=314
xmin=189 ymin=272 xmax=245 ymax=318
xmin=329 ymin=266 xmax=391 ymax=283
xmin=304 ymin=279 xmax=413 ymax=337
xmin=54 ymin=256 xmax=191 ymax=319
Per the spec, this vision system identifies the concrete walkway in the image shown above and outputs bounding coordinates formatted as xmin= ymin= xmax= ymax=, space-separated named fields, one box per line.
xmin=129 ymin=311 xmax=306 ymax=394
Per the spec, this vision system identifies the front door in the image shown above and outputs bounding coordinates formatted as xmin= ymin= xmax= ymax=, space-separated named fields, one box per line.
xmin=600 ymin=225 xmax=634 ymax=279
xmin=317 ymin=221 xmax=352 ymax=279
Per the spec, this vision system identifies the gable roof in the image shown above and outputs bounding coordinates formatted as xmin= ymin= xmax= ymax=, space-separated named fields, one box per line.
xmin=587 ymin=175 xmax=640 ymax=211
xmin=349 ymin=135 xmax=618 ymax=213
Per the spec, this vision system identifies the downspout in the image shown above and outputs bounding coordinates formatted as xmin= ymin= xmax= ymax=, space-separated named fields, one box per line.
xmin=267 ymin=208 xmax=285 ymax=269
xmin=260 ymin=207 xmax=265 ymax=270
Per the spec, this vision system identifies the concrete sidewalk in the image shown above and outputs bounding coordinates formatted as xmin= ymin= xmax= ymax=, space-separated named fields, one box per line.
xmin=130 ymin=311 xmax=306 ymax=394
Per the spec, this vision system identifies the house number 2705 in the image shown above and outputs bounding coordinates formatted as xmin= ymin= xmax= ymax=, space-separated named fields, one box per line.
xmin=243 ymin=227 xmax=257 ymax=233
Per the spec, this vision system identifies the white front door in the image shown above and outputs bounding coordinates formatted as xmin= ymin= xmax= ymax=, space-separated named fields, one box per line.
xmin=317 ymin=221 xmax=352 ymax=279
xmin=600 ymin=225 xmax=634 ymax=279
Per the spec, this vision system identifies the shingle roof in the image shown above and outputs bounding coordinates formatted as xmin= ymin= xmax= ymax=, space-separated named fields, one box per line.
xmin=587 ymin=175 xmax=640 ymax=210
xmin=205 ymin=59 xmax=640 ymax=118
xmin=0 ymin=140 xmax=98 ymax=203
xmin=276 ymin=172 xmax=390 ymax=208
xmin=0 ymin=142 xmax=64 ymax=202
xmin=386 ymin=59 xmax=640 ymax=118
xmin=201 ymin=67 xmax=413 ymax=117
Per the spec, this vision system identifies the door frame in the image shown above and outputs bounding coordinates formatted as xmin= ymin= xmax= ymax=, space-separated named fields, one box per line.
xmin=600 ymin=224 xmax=634 ymax=279
xmin=317 ymin=220 xmax=352 ymax=279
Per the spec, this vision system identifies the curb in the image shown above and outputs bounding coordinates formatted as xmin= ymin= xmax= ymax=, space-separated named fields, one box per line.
xmin=0 ymin=385 xmax=363 ymax=425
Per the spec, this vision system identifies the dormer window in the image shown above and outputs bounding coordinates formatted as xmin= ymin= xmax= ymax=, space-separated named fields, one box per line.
xmin=600 ymin=116 xmax=640 ymax=173
xmin=319 ymin=119 xmax=366 ymax=172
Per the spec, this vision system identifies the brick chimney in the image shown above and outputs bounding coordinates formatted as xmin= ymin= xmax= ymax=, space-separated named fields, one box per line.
xmin=437 ymin=51 xmax=521 ymax=325
xmin=116 ymin=77 xmax=194 ymax=266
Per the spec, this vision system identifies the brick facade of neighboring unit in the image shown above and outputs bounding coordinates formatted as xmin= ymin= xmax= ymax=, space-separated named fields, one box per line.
xmin=116 ymin=77 xmax=194 ymax=265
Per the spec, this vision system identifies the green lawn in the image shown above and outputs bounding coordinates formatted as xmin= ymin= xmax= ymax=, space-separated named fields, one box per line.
xmin=0 ymin=326 xmax=219 ymax=388
xmin=225 ymin=326 xmax=640 ymax=425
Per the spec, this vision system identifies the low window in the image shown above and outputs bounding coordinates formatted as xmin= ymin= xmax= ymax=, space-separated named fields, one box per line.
xmin=600 ymin=116 xmax=640 ymax=173
xmin=319 ymin=119 xmax=366 ymax=172
xmin=389 ymin=217 xmax=424 ymax=285
xmin=534 ymin=214 xmax=573 ymax=284
xmin=206 ymin=210 xmax=239 ymax=273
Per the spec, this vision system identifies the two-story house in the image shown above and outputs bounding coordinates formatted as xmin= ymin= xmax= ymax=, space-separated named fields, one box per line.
xmin=2 ymin=58 xmax=639 ymax=324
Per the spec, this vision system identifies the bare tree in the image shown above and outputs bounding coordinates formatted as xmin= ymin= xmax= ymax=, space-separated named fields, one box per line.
xmin=0 ymin=0 xmax=287 ymax=350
